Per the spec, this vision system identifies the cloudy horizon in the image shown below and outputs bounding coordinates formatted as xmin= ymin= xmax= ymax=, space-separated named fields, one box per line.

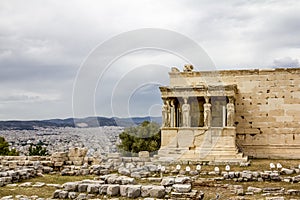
xmin=0 ymin=0 xmax=300 ymax=120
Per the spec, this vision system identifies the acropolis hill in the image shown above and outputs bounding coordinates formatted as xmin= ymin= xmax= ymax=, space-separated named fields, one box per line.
xmin=158 ymin=65 xmax=300 ymax=163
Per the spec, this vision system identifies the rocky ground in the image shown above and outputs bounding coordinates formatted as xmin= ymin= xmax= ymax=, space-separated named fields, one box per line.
xmin=0 ymin=127 xmax=123 ymax=156
xmin=1 ymin=152 xmax=300 ymax=200
xmin=1 ymin=128 xmax=300 ymax=199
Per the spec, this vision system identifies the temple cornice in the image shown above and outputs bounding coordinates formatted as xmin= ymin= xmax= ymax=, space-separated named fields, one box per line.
xmin=159 ymin=84 xmax=237 ymax=98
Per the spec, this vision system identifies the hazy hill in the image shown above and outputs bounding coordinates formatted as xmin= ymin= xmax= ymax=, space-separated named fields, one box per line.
xmin=0 ymin=116 xmax=162 ymax=130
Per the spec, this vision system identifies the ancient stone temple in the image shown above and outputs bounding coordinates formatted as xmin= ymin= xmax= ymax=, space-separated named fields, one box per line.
xmin=158 ymin=65 xmax=300 ymax=163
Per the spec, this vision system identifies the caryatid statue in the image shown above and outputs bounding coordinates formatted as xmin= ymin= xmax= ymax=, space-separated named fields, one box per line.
xmin=182 ymin=97 xmax=190 ymax=127
xmin=204 ymin=96 xmax=211 ymax=127
xmin=162 ymin=99 xmax=170 ymax=127
xmin=227 ymin=97 xmax=235 ymax=127
xmin=170 ymin=99 xmax=175 ymax=127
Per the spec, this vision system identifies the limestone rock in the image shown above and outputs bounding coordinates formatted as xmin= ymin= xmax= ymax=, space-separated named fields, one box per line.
xmin=76 ymin=193 xmax=87 ymax=200
xmin=247 ymin=186 xmax=262 ymax=193
xmin=99 ymin=184 xmax=109 ymax=194
xmin=161 ymin=177 xmax=175 ymax=186
xmin=86 ymin=184 xmax=100 ymax=194
xmin=62 ymin=182 xmax=78 ymax=191
xmin=281 ymin=168 xmax=294 ymax=175
xmin=52 ymin=190 xmax=62 ymax=199
xmin=138 ymin=151 xmax=149 ymax=158
xmin=107 ymin=184 xmax=120 ymax=196
xmin=149 ymin=186 xmax=165 ymax=198
xmin=58 ymin=190 xmax=68 ymax=199
xmin=127 ymin=185 xmax=141 ymax=198
xmin=68 ymin=192 xmax=77 ymax=199
xmin=175 ymin=176 xmax=191 ymax=184
xmin=118 ymin=167 xmax=130 ymax=176
xmin=141 ymin=185 xmax=153 ymax=197
xmin=172 ymin=184 xmax=191 ymax=193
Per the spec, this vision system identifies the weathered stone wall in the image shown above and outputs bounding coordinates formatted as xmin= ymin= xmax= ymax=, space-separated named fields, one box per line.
xmin=169 ymin=68 xmax=300 ymax=158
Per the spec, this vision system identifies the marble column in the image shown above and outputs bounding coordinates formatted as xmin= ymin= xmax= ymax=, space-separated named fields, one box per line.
xmin=203 ymin=96 xmax=212 ymax=127
xmin=182 ymin=97 xmax=190 ymax=127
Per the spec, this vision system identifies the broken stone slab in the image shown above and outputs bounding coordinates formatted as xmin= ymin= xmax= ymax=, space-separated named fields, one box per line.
xmin=141 ymin=185 xmax=154 ymax=197
xmin=247 ymin=186 xmax=262 ymax=193
xmin=118 ymin=167 xmax=130 ymax=176
xmin=172 ymin=184 xmax=191 ymax=193
xmin=281 ymin=168 xmax=294 ymax=175
xmin=86 ymin=184 xmax=100 ymax=194
xmin=147 ymin=177 xmax=162 ymax=182
xmin=283 ymin=177 xmax=291 ymax=182
xmin=68 ymin=147 xmax=88 ymax=158
xmin=286 ymin=189 xmax=300 ymax=196
xmin=265 ymin=197 xmax=285 ymax=200
xmin=32 ymin=182 xmax=45 ymax=187
xmin=107 ymin=174 xmax=118 ymax=184
xmin=130 ymin=172 xmax=142 ymax=179
xmin=263 ymin=187 xmax=284 ymax=193
xmin=145 ymin=164 xmax=158 ymax=172
xmin=292 ymin=175 xmax=300 ymax=183
xmin=127 ymin=185 xmax=141 ymax=198
xmin=62 ymin=182 xmax=78 ymax=192
xmin=19 ymin=182 xmax=32 ymax=187
xmin=46 ymin=183 xmax=62 ymax=188
xmin=76 ymin=193 xmax=87 ymax=200
xmin=99 ymin=184 xmax=109 ymax=195
xmin=175 ymin=176 xmax=191 ymax=184
xmin=120 ymin=185 xmax=129 ymax=197
xmin=117 ymin=176 xmax=135 ymax=185
xmin=161 ymin=177 xmax=175 ymax=186
xmin=68 ymin=191 xmax=77 ymax=199
xmin=0 ymin=196 xmax=13 ymax=200
xmin=241 ymin=171 xmax=252 ymax=179
xmin=260 ymin=172 xmax=270 ymax=179
xmin=171 ymin=189 xmax=202 ymax=199
xmin=149 ymin=185 xmax=165 ymax=198
xmin=107 ymin=184 xmax=120 ymax=196
xmin=78 ymin=183 xmax=89 ymax=193
xmin=138 ymin=151 xmax=150 ymax=158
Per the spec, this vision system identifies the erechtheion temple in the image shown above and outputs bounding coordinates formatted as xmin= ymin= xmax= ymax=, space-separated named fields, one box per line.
xmin=158 ymin=65 xmax=300 ymax=163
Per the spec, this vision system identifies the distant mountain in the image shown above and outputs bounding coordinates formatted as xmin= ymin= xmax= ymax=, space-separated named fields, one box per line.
xmin=0 ymin=116 xmax=162 ymax=130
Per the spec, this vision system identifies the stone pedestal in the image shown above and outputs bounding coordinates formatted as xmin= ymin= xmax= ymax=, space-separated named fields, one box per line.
xmin=158 ymin=127 xmax=247 ymax=164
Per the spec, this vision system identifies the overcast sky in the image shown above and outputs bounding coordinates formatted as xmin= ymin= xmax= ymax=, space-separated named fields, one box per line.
xmin=0 ymin=0 xmax=300 ymax=120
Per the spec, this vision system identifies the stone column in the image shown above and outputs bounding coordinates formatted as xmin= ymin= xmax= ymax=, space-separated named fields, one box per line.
xmin=162 ymin=99 xmax=170 ymax=127
xmin=204 ymin=96 xmax=212 ymax=127
xmin=226 ymin=97 xmax=235 ymax=127
xmin=182 ymin=97 xmax=190 ymax=127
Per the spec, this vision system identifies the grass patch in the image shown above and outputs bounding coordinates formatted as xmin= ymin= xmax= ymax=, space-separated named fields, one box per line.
xmin=0 ymin=186 xmax=54 ymax=198
xmin=0 ymin=174 xmax=96 ymax=198
xmin=18 ymin=174 xmax=96 ymax=185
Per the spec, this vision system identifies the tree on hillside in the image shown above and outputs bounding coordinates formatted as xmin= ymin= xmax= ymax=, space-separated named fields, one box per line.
xmin=117 ymin=121 xmax=161 ymax=156
xmin=0 ymin=136 xmax=19 ymax=156
xmin=28 ymin=144 xmax=48 ymax=156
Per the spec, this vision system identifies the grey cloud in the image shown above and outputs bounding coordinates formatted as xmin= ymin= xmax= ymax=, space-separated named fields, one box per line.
xmin=273 ymin=57 xmax=299 ymax=68
xmin=0 ymin=0 xmax=300 ymax=119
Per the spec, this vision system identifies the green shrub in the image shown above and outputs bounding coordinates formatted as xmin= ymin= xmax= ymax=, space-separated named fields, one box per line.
xmin=117 ymin=121 xmax=161 ymax=156
xmin=0 ymin=136 xmax=19 ymax=156
xmin=29 ymin=144 xmax=48 ymax=156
